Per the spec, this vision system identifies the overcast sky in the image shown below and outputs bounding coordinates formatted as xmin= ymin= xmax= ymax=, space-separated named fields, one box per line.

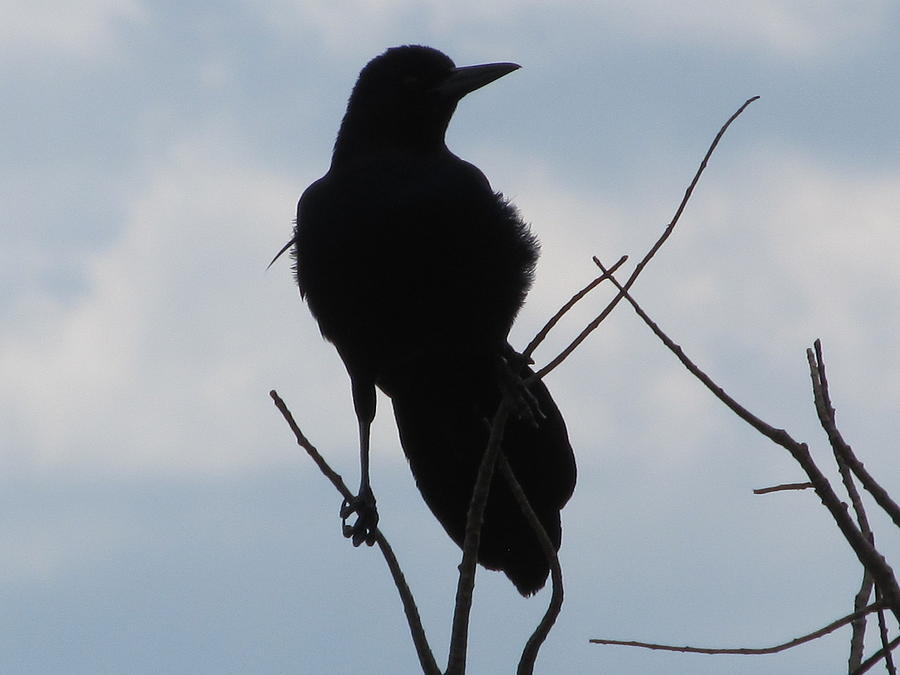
xmin=3 ymin=2 xmax=900 ymax=673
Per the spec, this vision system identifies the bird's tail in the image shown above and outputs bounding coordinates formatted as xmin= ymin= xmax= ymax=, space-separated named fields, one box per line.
xmin=387 ymin=355 xmax=576 ymax=595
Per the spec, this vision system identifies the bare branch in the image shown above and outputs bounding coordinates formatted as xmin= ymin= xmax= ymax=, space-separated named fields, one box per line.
xmin=591 ymin=263 xmax=900 ymax=622
xmin=522 ymin=254 xmax=627 ymax=360
xmin=808 ymin=343 xmax=875 ymax=535
xmin=874 ymin=585 xmax=898 ymax=675
xmin=532 ymin=97 xmax=760 ymax=381
xmin=753 ymin=482 xmax=814 ymax=495
xmin=632 ymin=97 xmax=760 ymax=291
xmin=807 ymin=341 xmax=900 ymax=669
xmin=805 ymin=343 xmax=884 ymax=669
xmin=590 ymin=602 xmax=886 ymax=655
xmin=850 ymin=570 xmax=876 ymax=670
xmin=269 ymin=390 xmax=440 ymax=675
xmin=446 ymin=399 xmax=511 ymax=675
xmin=851 ymin=635 xmax=900 ymax=675
xmin=808 ymin=341 xmax=900 ymax=529
xmin=495 ymin=454 xmax=564 ymax=675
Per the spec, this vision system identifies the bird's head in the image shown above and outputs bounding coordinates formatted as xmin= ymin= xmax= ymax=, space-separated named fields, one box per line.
xmin=333 ymin=45 xmax=520 ymax=159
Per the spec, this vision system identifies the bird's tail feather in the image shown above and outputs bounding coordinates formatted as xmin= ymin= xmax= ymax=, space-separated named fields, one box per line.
xmin=387 ymin=357 xmax=575 ymax=595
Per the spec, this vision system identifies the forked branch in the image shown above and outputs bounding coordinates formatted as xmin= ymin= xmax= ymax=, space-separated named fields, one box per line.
xmin=532 ymin=96 xmax=759 ymax=380
xmin=269 ymin=390 xmax=440 ymax=675
xmin=591 ymin=602 xmax=886 ymax=655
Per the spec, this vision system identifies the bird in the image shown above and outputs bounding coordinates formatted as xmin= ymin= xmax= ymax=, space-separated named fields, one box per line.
xmin=275 ymin=45 xmax=576 ymax=595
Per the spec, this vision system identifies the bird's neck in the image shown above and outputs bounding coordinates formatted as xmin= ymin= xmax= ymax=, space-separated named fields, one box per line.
xmin=332 ymin=109 xmax=452 ymax=162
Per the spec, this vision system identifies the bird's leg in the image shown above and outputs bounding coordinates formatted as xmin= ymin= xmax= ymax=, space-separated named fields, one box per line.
xmin=497 ymin=344 xmax=545 ymax=425
xmin=341 ymin=380 xmax=379 ymax=547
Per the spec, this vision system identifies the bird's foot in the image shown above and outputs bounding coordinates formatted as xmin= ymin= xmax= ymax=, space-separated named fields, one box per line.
xmin=501 ymin=343 xmax=535 ymax=370
xmin=340 ymin=486 xmax=379 ymax=547
xmin=497 ymin=349 xmax=545 ymax=427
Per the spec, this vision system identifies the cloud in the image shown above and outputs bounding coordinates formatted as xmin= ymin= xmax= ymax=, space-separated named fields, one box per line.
xmin=245 ymin=0 xmax=893 ymax=61
xmin=600 ymin=0 xmax=894 ymax=59
xmin=666 ymin=149 xmax=900 ymax=369
xmin=484 ymin=146 xmax=900 ymax=465
xmin=0 ymin=125 xmax=318 ymax=476
xmin=2 ymin=7 xmax=897 ymax=674
xmin=0 ymin=0 xmax=146 ymax=60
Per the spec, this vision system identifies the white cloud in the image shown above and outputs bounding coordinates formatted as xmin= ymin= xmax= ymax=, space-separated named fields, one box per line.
xmin=600 ymin=0 xmax=893 ymax=59
xmin=0 ymin=0 xmax=146 ymax=59
xmin=1 ymin=6 xmax=897 ymax=673
xmin=246 ymin=0 xmax=892 ymax=60
xmin=486 ymin=147 xmax=900 ymax=468
xmin=667 ymin=149 xmax=900 ymax=365
xmin=0 ymin=126 xmax=325 ymax=476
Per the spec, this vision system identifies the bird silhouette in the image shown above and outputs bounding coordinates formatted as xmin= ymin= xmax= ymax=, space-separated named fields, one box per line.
xmin=277 ymin=45 xmax=576 ymax=595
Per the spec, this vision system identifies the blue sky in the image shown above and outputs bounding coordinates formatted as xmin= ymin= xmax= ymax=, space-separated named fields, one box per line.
xmin=3 ymin=1 xmax=900 ymax=672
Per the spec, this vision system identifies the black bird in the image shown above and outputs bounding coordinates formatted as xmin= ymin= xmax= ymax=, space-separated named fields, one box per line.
xmin=280 ymin=45 xmax=575 ymax=595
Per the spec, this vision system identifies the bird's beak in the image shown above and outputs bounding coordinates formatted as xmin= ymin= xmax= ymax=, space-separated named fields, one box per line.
xmin=434 ymin=61 xmax=521 ymax=100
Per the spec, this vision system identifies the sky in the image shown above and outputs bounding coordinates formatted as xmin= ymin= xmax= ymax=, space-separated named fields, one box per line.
xmin=3 ymin=1 xmax=900 ymax=672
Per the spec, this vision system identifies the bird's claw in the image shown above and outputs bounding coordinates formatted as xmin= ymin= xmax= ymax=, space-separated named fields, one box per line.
xmin=498 ymin=350 xmax=545 ymax=427
xmin=340 ymin=487 xmax=379 ymax=547
xmin=502 ymin=344 xmax=535 ymax=369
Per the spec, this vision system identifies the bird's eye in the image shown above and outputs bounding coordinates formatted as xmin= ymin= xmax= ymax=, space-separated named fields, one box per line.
xmin=401 ymin=74 xmax=422 ymax=88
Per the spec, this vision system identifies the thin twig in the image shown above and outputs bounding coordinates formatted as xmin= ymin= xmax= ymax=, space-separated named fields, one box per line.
xmin=852 ymin=635 xmax=900 ymax=675
xmin=592 ymin=263 xmax=900 ymax=623
xmin=269 ymin=390 xmax=440 ymax=675
xmin=850 ymin=571 xmax=876 ymax=670
xmin=590 ymin=602 xmax=885 ymax=655
xmin=271 ymin=390 xmax=352 ymax=500
xmin=809 ymin=340 xmax=900 ymax=530
xmin=806 ymin=343 xmax=881 ymax=669
xmin=809 ymin=343 xmax=875 ymax=536
xmin=753 ymin=482 xmax=814 ymax=495
xmin=522 ymin=254 xmax=628 ymax=360
xmin=875 ymin=585 xmax=898 ymax=675
xmin=446 ymin=400 xmax=511 ymax=675
xmin=807 ymin=342 xmax=900 ymax=661
xmin=532 ymin=96 xmax=759 ymax=381
xmin=495 ymin=454 xmax=564 ymax=675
